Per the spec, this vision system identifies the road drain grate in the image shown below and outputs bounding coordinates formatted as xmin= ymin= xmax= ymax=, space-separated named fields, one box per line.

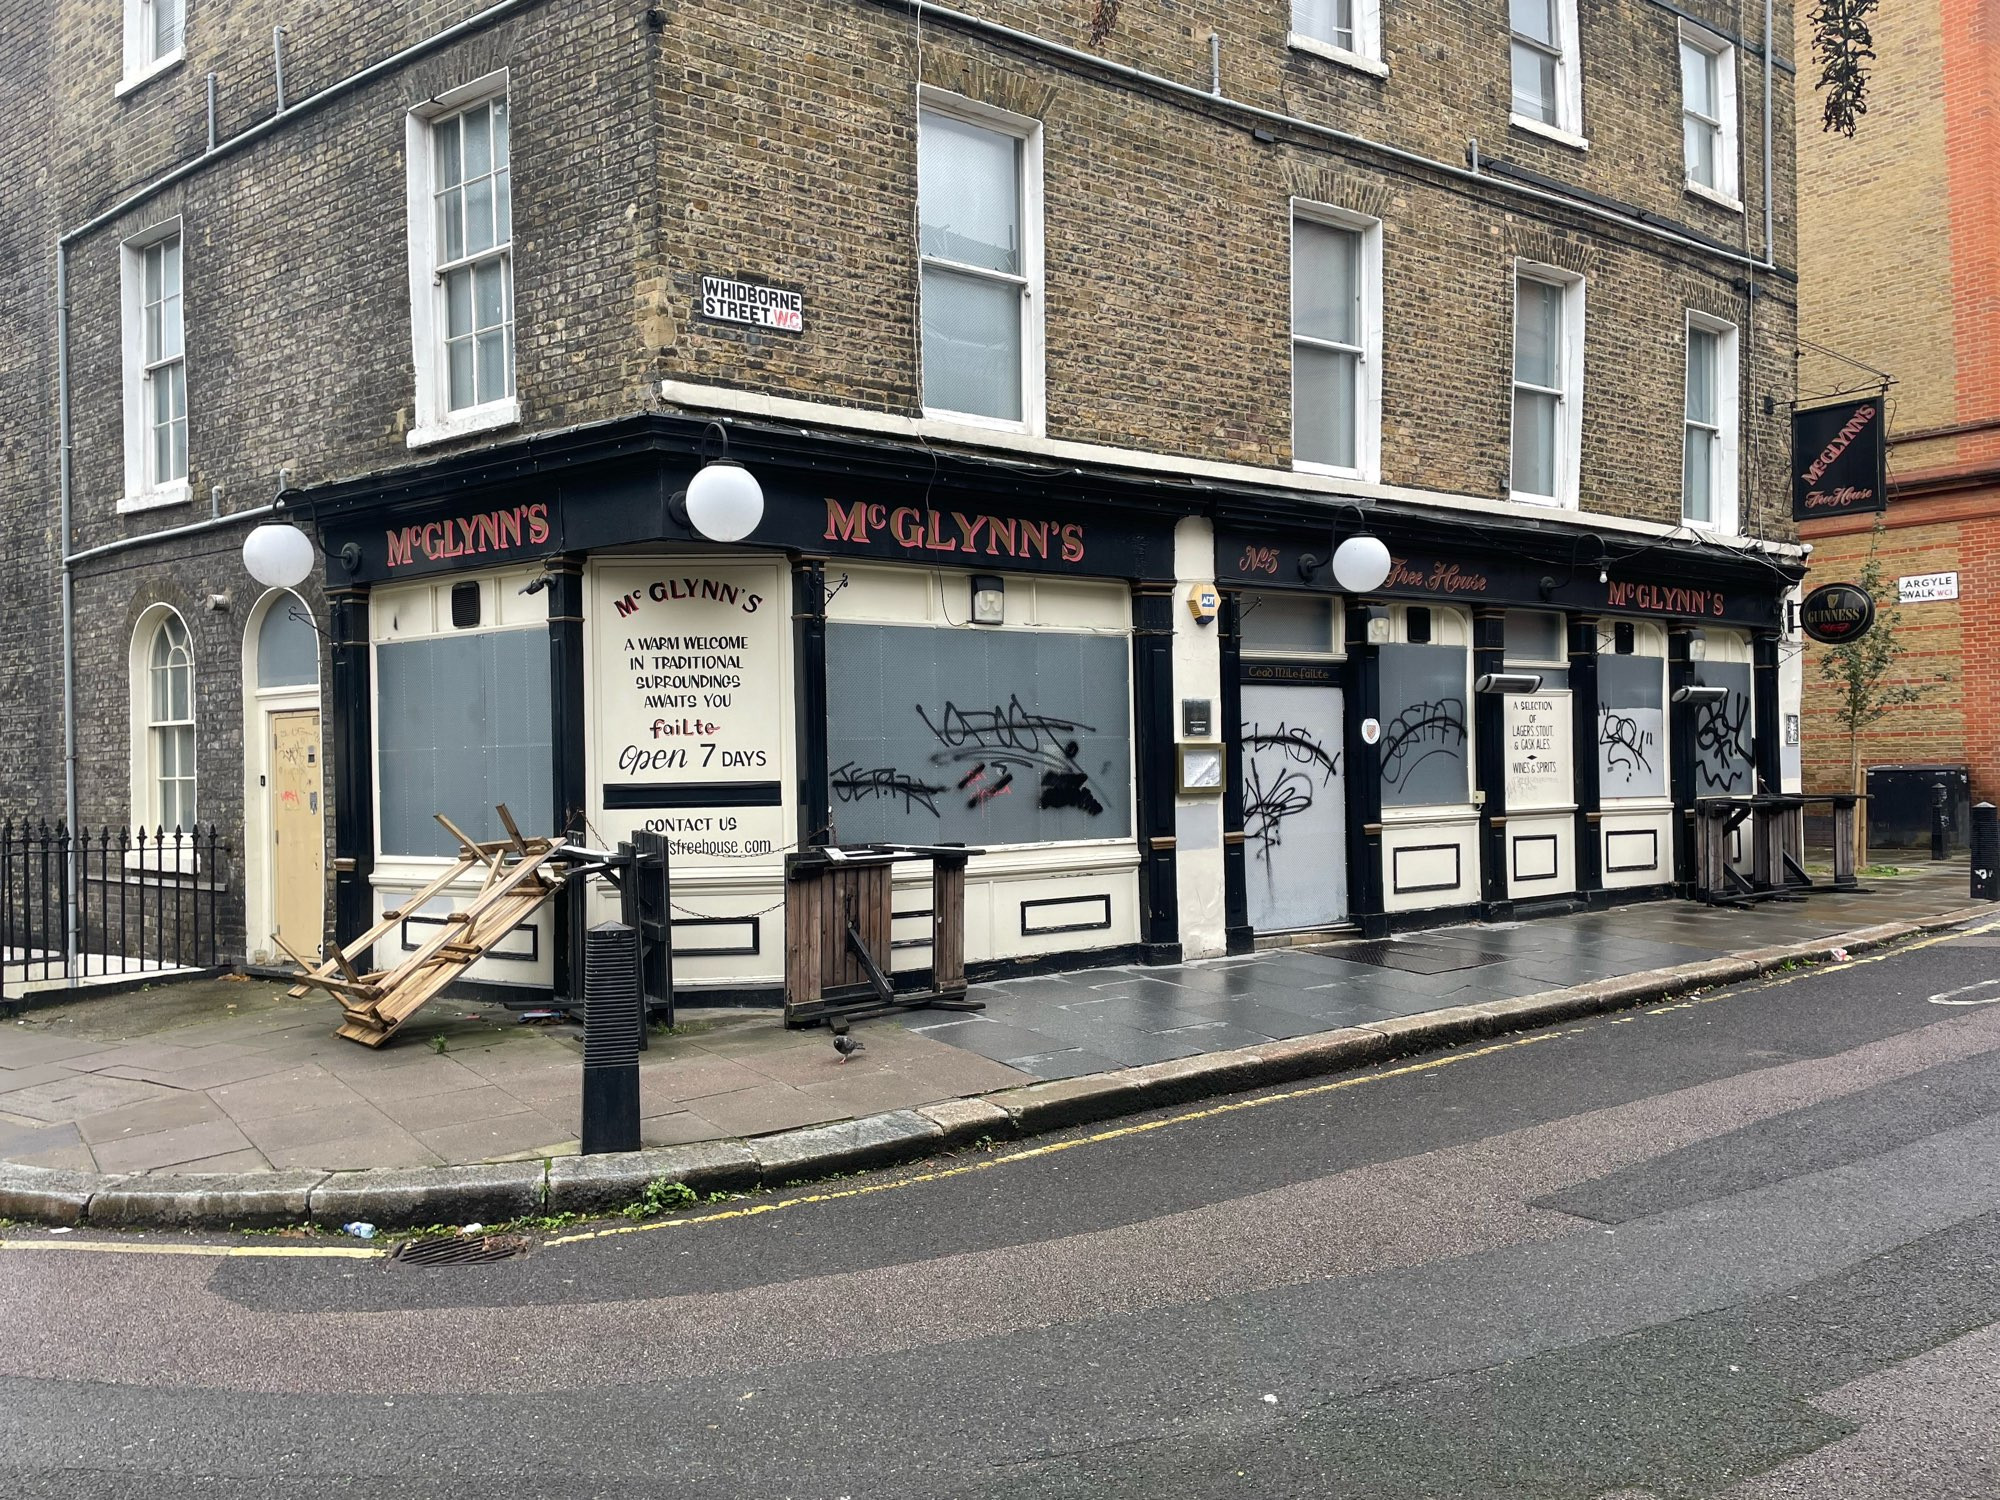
xmin=389 ymin=1233 xmax=534 ymax=1268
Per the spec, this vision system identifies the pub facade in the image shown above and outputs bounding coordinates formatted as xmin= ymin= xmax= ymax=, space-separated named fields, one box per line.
xmin=7 ymin=0 xmax=1808 ymax=1003
xmin=301 ymin=409 xmax=1801 ymax=1000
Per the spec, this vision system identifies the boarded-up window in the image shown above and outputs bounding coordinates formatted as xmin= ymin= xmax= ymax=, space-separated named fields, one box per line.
xmin=826 ymin=624 xmax=1131 ymax=845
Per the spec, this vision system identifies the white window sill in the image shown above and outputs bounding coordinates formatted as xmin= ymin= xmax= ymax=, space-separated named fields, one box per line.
xmin=123 ymin=845 xmax=201 ymax=876
xmin=1681 ymin=512 xmax=1743 ymax=539
xmin=1509 ymin=114 xmax=1589 ymax=152
xmin=116 ymin=50 xmax=184 ymax=99
xmin=1294 ymin=458 xmax=1376 ymax=483
xmin=1684 ymin=181 xmax=1744 ymax=213
xmin=407 ymin=397 xmax=520 ymax=449
xmin=117 ymin=480 xmax=193 ymax=515
xmin=1287 ymin=34 xmax=1390 ymax=79
xmin=1509 ymin=489 xmax=1578 ymax=510
xmin=919 ymin=405 xmax=1037 ymax=438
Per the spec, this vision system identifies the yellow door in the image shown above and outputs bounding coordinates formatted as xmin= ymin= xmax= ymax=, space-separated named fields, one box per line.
xmin=270 ymin=710 xmax=324 ymax=959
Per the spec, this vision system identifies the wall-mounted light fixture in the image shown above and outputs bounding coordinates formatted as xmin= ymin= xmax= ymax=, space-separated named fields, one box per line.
xmin=1688 ymin=632 xmax=1708 ymax=661
xmin=1329 ymin=503 xmax=1393 ymax=594
xmin=1475 ymin=671 xmax=1544 ymax=694
xmin=969 ymin=574 xmax=1005 ymax=626
xmin=1672 ymin=684 xmax=1729 ymax=705
xmin=242 ymin=521 xmax=315 ymax=589
xmin=668 ymin=420 xmax=765 ymax=543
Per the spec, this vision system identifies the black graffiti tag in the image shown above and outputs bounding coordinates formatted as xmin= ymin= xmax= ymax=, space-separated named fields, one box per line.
xmin=1241 ymin=720 xmax=1341 ymax=861
xmin=1598 ymin=710 xmax=1656 ymax=784
xmin=830 ymin=762 xmax=947 ymax=816
xmin=1379 ymin=698 xmax=1467 ymax=790
xmin=1693 ymin=691 xmax=1752 ymax=792
xmin=917 ymin=696 xmax=1105 ymax=816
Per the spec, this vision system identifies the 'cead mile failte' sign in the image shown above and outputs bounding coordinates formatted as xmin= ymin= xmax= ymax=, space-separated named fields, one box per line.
xmin=591 ymin=562 xmax=787 ymax=866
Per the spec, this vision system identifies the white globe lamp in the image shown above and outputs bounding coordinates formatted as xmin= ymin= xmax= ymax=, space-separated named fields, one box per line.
xmin=682 ymin=460 xmax=765 ymax=543
xmin=242 ymin=523 xmax=316 ymax=589
xmin=1331 ymin=533 xmax=1392 ymax=595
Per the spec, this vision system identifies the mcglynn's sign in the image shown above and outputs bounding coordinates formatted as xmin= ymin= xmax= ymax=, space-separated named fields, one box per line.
xmin=1792 ymin=399 xmax=1887 ymax=522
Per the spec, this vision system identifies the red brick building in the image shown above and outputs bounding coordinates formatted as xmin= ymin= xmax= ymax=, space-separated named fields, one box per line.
xmin=1795 ymin=0 xmax=2000 ymax=814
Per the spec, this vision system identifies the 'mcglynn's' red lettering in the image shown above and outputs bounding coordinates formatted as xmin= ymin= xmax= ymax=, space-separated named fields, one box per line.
xmin=820 ymin=499 xmax=1087 ymax=566
xmin=384 ymin=503 xmax=550 ymax=570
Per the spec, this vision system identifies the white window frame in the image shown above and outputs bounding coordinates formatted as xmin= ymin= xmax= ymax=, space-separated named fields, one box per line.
xmin=1679 ymin=24 xmax=1741 ymax=209
xmin=119 ymin=218 xmax=191 ymax=513
xmin=1290 ymin=201 xmax=1383 ymax=483
xmin=916 ymin=88 xmax=1045 ymax=437
xmin=1509 ymin=0 xmax=1587 ymax=149
xmin=1509 ymin=262 xmax=1586 ymax=510
xmin=129 ymin=605 xmax=197 ymax=836
xmin=1288 ymin=0 xmax=1388 ymax=78
xmin=405 ymin=72 xmax=519 ymax=450
xmin=118 ymin=0 xmax=185 ymax=96
xmin=1682 ymin=311 xmax=1740 ymax=534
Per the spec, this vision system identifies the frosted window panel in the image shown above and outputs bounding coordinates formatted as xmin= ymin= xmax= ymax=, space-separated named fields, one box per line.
xmin=1504 ymin=609 xmax=1563 ymax=663
xmin=1514 ymin=279 xmax=1563 ymax=387
xmin=1294 ymin=0 xmax=1355 ymax=48
xmin=919 ymin=115 xmax=1019 ymax=274
xmin=1293 ymin=221 xmax=1360 ymax=345
xmin=1511 ymin=0 xmax=1557 ymax=46
xmin=257 ymin=601 xmax=319 ymax=689
xmin=376 ymin=629 xmax=552 ymax=857
xmin=1684 ymin=428 xmax=1715 ymax=522
xmin=921 ymin=265 xmax=1022 ymax=420
xmin=1294 ymin=344 xmax=1359 ymax=469
xmin=1512 ymin=45 xmax=1558 ymax=122
xmin=1687 ymin=328 xmax=1718 ymax=421
xmin=1241 ymin=594 xmax=1335 ymax=654
xmin=1686 ymin=118 xmax=1719 ymax=186
xmin=1681 ymin=43 xmax=1716 ymax=116
xmin=434 ymin=117 xmax=461 ymax=189
xmin=1514 ymin=389 xmax=1558 ymax=497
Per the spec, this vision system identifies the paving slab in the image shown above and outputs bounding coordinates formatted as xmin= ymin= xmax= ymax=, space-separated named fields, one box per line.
xmin=0 ymin=869 xmax=1985 ymax=1224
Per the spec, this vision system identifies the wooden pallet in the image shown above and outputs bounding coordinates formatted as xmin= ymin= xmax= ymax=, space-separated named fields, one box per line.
xmin=282 ymin=806 xmax=567 ymax=1048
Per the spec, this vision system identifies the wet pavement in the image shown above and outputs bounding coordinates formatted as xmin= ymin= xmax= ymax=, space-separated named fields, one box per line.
xmin=902 ymin=866 xmax=1986 ymax=1079
xmin=0 ymin=863 xmax=1982 ymax=1176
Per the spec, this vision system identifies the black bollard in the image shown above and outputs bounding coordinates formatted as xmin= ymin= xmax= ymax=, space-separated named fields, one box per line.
xmin=581 ymin=920 xmax=642 ymax=1154
xmin=1973 ymin=804 xmax=2000 ymax=903
xmin=1933 ymin=782 xmax=1950 ymax=861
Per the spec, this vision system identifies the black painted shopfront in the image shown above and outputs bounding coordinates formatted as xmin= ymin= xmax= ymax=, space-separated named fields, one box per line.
xmin=1215 ymin=505 xmax=1800 ymax=947
xmin=305 ymin=415 xmax=1192 ymax=1003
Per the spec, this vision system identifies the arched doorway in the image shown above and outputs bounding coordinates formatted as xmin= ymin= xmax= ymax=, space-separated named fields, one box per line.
xmin=243 ymin=590 xmax=323 ymax=963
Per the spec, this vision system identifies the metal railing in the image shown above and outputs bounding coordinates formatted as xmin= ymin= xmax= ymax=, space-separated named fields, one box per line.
xmin=0 ymin=822 xmax=228 ymax=1003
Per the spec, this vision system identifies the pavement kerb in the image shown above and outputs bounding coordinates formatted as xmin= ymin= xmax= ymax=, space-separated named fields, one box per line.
xmin=2 ymin=902 xmax=1992 ymax=1231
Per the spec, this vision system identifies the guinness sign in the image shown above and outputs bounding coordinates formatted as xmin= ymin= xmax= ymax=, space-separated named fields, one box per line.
xmin=1799 ymin=582 xmax=1877 ymax=645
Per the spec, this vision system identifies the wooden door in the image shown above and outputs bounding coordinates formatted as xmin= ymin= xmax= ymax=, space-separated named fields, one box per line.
xmin=270 ymin=710 xmax=324 ymax=957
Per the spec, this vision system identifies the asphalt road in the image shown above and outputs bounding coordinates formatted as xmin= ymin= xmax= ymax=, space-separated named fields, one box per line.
xmin=7 ymin=919 xmax=2000 ymax=1498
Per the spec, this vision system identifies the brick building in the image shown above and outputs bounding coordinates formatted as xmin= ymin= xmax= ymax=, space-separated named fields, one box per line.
xmin=0 ymin=0 xmax=1805 ymax=1002
xmin=1794 ymin=0 xmax=1996 ymax=826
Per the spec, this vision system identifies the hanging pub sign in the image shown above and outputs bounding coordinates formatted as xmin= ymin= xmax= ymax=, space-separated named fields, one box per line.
xmin=1792 ymin=398 xmax=1887 ymax=521
xmin=1799 ymin=581 xmax=1877 ymax=644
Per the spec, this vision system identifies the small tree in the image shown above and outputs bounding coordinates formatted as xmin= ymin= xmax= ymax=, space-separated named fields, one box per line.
xmin=1816 ymin=527 xmax=1925 ymax=868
